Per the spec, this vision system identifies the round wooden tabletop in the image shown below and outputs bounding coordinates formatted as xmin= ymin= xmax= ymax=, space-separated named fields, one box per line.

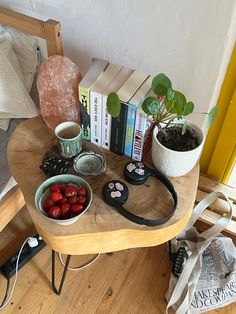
xmin=8 ymin=116 xmax=199 ymax=255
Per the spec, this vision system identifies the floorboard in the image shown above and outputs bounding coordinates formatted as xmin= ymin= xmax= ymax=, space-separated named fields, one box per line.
xmin=0 ymin=208 xmax=235 ymax=313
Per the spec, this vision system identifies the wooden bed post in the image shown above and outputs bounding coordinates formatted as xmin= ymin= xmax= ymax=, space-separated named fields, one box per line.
xmin=44 ymin=19 xmax=63 ymax=56
xmin=0 ymin=7 xmax=63 ymax=56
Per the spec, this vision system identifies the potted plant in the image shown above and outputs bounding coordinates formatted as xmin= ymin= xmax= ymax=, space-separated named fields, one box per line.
xmin=107 ymin=73 xmax=218 ymax=177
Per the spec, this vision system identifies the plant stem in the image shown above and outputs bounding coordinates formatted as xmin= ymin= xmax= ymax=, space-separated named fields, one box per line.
xmin=163 ymin=118 xmax=175 ymax=129
xmin=160 ymin=115 xmax=176 ymax=123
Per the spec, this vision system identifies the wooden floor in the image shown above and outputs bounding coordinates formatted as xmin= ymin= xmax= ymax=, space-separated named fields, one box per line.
xmin=0 ymin=207 xmax=235 ymax=314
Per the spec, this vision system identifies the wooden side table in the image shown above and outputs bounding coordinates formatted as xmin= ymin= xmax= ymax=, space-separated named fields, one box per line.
xmin=8 ymin=116 xmax=199 ymax=294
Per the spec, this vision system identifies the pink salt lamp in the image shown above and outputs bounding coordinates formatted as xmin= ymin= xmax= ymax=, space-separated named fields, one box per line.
xmin=37 ymin=55 xmax=82 ymax=130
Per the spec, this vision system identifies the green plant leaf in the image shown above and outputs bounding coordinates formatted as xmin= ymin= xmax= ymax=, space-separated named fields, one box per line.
xmin=167 ymin=88 xmax=175 ymax=101
xmin=107 ymin=92 xmax=121 ymax=117
xmin=207 ymin=106 xmax=218 ymax=127
xmin=182 ymin=101 xmax=194 ymax=116
xmin=173 ymin=91 xmax=186 ymax=115
xmin=151 ymin=73 xmax=172 ymax=96
xmin=181 ymin=121 xmax=187 ymax=134
xmin=173 ymin=101 xmax=183 ymax=115
xmin=141 ymin=97 xmax=160 ymax=115
xmin=174 ymin=91 xmax=186 ymax=106
xmin=165 ymin=100 xmax=175 ymax=113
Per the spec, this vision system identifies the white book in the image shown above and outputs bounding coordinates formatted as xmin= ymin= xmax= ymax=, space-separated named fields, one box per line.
xmin=79 ymin=58 xmax=108 ymax=89
xmin=79 ymin=58 xmax=109 ymax=141
xmin=117 ymin=71 xmax=149 ymax=102
xmin=101 ymin=67 xmax=134 ymax=149
xmin=90 ymin=63 xmax=122 ymax=146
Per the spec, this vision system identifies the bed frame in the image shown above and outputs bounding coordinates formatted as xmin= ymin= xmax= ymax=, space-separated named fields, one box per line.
xmin=0 ymin=7 xmax=63 ymax=231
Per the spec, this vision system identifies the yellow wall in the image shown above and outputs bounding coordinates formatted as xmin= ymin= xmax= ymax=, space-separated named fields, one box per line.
xmin=200 ymin=45 xmax=236 ymax=181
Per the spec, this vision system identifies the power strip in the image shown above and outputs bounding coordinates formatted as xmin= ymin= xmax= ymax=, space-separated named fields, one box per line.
xmin=0 ymin=235 xmax=46 ymax=279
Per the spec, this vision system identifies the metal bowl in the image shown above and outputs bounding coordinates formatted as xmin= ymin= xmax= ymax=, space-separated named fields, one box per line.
xmin=35 ymin=174 xmax=92 ymax=225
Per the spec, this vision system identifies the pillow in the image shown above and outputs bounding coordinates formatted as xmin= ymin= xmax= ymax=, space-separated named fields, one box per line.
xmin=0 ymin=118 xmax=10 ymax=130
xmin=6 ymin=26 xmax=39 ymax=91
xmin=0 ymin=26 xmax=38 ymax=130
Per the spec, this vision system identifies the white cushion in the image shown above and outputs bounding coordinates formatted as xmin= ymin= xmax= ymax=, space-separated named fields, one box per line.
xmin=6 ymin=26 xmax=39 ymax=91
xmin=0 ymin=26 xmax=38 ymax=130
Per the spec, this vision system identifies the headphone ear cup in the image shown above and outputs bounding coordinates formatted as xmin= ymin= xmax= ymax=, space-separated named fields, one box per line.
xmin=124 ymin=162 xmax=151 ymax=185
xmin=102 ymin=180 xmax=129 ymax=207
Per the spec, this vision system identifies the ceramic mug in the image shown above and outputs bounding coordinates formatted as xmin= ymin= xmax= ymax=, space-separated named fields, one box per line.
xmin=55 ymin=121 xmax=82 ymax=158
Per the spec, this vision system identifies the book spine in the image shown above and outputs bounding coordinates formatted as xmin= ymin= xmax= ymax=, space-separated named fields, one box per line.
xmin=79 ymin=86 xmax=91 ymax=141
xmin=90 ymin=91 xmax=102 ymax=146
xmin=101 ymin=95 xmax=112 ymax=150
xmin=124 ymin=105 xmax=136 ymax=157
xmin=110 ymin=102 xmax=128 ymax=155
xmin=132 ymin=111 xmax=147 ymax=161
xmin=142 ymin=121 xmax=154 ymax=163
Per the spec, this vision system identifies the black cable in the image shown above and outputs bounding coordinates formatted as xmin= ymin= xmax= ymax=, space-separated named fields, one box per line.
xmin=0 ymin=276 xmax=10 ymax=308
xmin=102 ymin=162 xmax=178 ymax=227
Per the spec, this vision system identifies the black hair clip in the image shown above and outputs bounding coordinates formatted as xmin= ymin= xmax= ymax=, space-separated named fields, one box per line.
xmin=40 ymin=155 xmax=70 ymax=177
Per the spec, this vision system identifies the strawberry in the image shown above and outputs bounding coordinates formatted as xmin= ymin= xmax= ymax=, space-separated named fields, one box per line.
xmin=71 ymin=204 xmax=84 ymax=215
xmin=60 ymin=203 xmax=70 ymax=217
xmin=65 ymin=186 xmax=77 ymax=197
xmin=77 ymin=196 xmax=86 ymax=205
xmin=43 ymin=198 xmax=54 ymax=211
xmin=48 ymin=206 xmax=62 ymax=219
xmin=58 ymin=196 xmax=67 ymax=205
xmin=61 ymin=184 xmax=68 ymax=194
xmin=49 ymin=183 xmax=61 ymax=193
xmin=50 ymin=191 xmax=63 ymax=202
xmin=77 ymin=187 xmax=87 ymax=197
xmin=68 ymin=195 xmax=77 ymax=205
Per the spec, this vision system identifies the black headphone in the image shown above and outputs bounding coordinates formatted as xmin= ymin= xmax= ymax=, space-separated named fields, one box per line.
xmin=102 ymin=161 xmax=178 ymax=226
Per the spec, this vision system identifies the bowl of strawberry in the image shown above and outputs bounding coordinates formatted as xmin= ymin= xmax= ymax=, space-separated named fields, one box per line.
xmin=35 ymin=174 xmax=92 ymax=225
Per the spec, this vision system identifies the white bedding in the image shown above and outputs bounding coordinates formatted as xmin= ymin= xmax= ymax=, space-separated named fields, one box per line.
xmin=0 ymin=25 xmax=39 ymax=130
xmin=0 ymin=26 xmax=39 ymax=198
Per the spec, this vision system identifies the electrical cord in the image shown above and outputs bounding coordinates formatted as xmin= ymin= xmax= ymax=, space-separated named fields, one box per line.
xmin=0 ymin=237 xmax=99 ymax=309
xmin=0 ymin=237 xmax=30 ymax=310
xmin=0 ymin=277 xmax=9 ymax=308
xmin=58 ymin=252 xmax=100 ymax=271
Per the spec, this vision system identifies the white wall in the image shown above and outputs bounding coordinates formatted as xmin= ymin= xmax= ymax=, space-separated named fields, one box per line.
xmin=2 ymin=0 xmax=236 ymax=127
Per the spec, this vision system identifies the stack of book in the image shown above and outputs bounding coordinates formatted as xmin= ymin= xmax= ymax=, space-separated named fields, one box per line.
xmin=78 ymin=58 xmax=153 ymax=161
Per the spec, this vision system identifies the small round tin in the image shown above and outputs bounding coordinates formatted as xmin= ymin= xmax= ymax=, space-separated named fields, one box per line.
xmin=73 ymin=151 xmax=106 ymax=176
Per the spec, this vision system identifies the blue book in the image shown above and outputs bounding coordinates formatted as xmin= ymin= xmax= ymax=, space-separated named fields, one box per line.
xmin=124 ymin=105 xmax=137 ymax=157
xmin=110 ymin=71 xmax=150 ymax=155
xmin=124 ymin=77 xmax=152 ymax=157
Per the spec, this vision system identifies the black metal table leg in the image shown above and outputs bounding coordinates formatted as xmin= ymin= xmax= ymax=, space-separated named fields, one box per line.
xmin=52 ymin=250 xmax=71 ymax=295
xmin=168 ymin=240 xmax=173 ymax=260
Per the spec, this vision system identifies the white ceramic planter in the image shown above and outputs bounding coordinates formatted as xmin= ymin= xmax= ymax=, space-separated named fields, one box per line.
xmin=152 ymin=122 xmax=204 ymax=177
